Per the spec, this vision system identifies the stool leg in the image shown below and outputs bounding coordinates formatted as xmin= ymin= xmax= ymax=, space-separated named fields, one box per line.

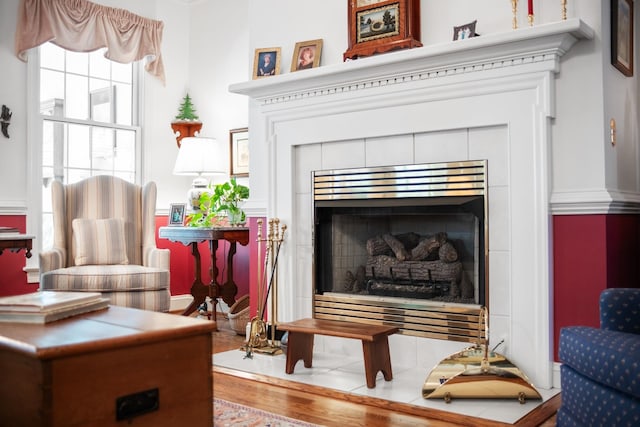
xmin=285 ymin=332 xmax=314 ymax=374
xmin=362 ymin=336 xmax=393 ymax=388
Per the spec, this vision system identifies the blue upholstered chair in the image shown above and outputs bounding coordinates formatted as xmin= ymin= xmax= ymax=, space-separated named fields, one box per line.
xmin=39 ymin=176 xmax=171 ymax=312
xmin=558 ymin=288 xmax=640 ymax=426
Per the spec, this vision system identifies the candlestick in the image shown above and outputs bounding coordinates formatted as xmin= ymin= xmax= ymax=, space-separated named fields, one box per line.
xmin=511 ymin=0 xmax=518 ymax=29
xmin=528 ymin=0 xmax=534 ymax=26
xmin=561 ymin=0 xmax=567 ymax=20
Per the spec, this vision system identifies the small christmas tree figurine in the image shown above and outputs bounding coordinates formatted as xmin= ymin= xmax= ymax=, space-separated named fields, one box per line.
xmin=174 ymin=93 xmax=200 ymax=121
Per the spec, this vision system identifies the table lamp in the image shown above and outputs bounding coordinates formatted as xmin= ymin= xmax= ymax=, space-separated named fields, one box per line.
xmin=173 ymin=137 xmax=226 ymax=211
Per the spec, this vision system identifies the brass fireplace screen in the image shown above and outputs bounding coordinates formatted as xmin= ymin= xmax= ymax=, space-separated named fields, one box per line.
xmin=312 ymin=160 xmax=488 ymax=342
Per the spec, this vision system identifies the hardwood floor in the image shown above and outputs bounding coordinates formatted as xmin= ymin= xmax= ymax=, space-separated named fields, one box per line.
xmin=210 ymin=312 xmax=558 ymax=427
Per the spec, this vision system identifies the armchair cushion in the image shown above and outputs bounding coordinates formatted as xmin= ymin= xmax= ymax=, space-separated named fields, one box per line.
xmin=558 ymin=363 xmax=640 ymax=427
xmin=40 ymin=265 xmax=170 ymax=312
xmin=559 ymin=326 xmax=640 ymax=398
xmin=72 ymin=218 xmax=129 ymax=266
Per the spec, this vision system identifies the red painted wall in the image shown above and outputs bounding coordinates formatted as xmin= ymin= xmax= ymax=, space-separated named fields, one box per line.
xmin=6 ymin=210 xmax=640 ymax=364
xmin=552 ymin=214 xmax=640 ymax=360
xmin=0 ymin=214 xmax=253 ymax=305
xmin=0 ymin=216 xmax=38 ymax=296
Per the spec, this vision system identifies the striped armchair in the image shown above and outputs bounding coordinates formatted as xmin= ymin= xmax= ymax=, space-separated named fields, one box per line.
xmin=40 ymin=176 xmax=170 ymax=312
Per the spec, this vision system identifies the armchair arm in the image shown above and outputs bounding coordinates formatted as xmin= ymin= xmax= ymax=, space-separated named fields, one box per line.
xmin=144 ymin=246 xmax=170 ymax=270
xmin=39 ymin=247 xmax=66 ymax=274
xmin=600 ymin=288 xmax=640 ymax=335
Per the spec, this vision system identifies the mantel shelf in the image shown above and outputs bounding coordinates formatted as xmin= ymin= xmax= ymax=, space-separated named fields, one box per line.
xmin=229 ymin=18 xmax=594 ymax=103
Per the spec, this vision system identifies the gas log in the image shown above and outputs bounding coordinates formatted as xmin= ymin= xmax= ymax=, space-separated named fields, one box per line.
xmin=360 ymin=232 xmax=464 ymax=299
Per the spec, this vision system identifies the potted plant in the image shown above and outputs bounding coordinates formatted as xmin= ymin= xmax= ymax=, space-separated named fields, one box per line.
xmin=187 ymin=177 xmax=249 ymax=227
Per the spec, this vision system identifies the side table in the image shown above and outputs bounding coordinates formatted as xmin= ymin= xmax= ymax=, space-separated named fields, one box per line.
xmin=0 ymin=233 xmax=34 ymax=258
xmin=159 ymin=226 xmax=249 ymax=316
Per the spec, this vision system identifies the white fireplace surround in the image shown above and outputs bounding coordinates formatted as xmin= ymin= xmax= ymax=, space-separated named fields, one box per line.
xmin=231 ymin=19 xmax=594 ymax=390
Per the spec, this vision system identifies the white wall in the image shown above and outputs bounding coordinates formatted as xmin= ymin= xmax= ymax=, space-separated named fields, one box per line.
xmin=0 ymin=0 xmax=28 ymax=214
xmin=0 ymin=0 xmax=637 ymax=224
xmin=238 ymin=0 xmax=637 ymax=214
xmin=0 ymin=0 xmax=249 ymax=223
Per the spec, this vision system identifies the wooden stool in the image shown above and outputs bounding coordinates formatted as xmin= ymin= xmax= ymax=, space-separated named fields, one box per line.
xmin=278 ymin=318 xmax=398 ymax=388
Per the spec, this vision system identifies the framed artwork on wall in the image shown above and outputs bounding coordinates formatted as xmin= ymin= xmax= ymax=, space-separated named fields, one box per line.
xmin=611 ymin=0 xmax=634 ymax=76
xmin=343 ymin=0 xmax=422 ymax=61
xmin=253 ymin=48 xmax=281 ymax=79
xmin=291 ymin=39 xmax=323 ymax=72
xmin=230 ymin=127 xmax=249 ymax=177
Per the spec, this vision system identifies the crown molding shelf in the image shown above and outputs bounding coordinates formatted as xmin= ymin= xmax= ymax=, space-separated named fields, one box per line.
xmin=230 ymin=19 xmax=593 ymax=104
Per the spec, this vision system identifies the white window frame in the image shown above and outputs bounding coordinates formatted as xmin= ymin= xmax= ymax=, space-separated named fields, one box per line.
xmin=25 ymin=47 xmax=144 ymax=283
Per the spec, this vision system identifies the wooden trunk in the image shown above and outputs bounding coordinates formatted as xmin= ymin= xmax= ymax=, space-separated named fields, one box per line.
xmin=0 ymin=306 xmax=215 ymax=427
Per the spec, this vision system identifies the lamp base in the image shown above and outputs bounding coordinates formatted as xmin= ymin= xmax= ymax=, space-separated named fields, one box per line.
xmin=187 ymin=177 xmax=209 ymax=212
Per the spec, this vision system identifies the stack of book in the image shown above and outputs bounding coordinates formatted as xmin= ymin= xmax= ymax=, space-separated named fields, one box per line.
xmin=0 ymin=291 xmax=109 ymax=324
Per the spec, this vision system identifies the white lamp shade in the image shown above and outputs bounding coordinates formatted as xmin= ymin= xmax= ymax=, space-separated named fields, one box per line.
xmin=173 ymin=137 xmax=226 ymax=176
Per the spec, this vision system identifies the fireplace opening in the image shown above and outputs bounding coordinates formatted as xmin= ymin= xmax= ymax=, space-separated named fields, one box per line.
xmin=312 ymin=160 xmax=489 ymax=341
xmin=315 ymin=197 xmax=485 ymax=306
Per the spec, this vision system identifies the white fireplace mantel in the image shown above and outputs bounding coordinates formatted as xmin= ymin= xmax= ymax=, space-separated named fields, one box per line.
xmin=230 ymin=18 xmax=595 ymax=391
xmin=230 ymin=18 xmax=593 ymax=103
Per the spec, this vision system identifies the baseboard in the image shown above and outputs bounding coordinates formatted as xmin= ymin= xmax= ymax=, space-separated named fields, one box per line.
xmin=170 ymin=294 xmax=194 ymax=312
xmin=169 ymin=294 xmax=232 ymax=314
xmin=552 ymin=361 xmax=562 ymax=389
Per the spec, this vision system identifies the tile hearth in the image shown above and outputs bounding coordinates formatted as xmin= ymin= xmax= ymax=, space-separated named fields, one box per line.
xmin=214 ymin=348 xmax=559 ymax=425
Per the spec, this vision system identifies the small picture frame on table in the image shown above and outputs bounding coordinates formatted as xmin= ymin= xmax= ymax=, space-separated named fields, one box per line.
xmin=230 ymin=127 xmax=249 ymax=177
xmin=169 ymin=203 xmax=186 ymax=226
xmin=611 ymin=0 xmax=634 ymax=76
xmin=253 ymin=48 xmax=281 ymax=79
xmin=291 ymin=39 xmax=323 ymax=72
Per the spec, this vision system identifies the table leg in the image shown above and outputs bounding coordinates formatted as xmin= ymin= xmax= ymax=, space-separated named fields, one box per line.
xmin=208 ymin=240 xmax=220 ymax=312
xmin=285 ymin=332 xmax=314 ymax=374
xmin=220 ymin=241 xmax=239 ymax=307
xmin=182 ymin=242 xmax=209 ymax=317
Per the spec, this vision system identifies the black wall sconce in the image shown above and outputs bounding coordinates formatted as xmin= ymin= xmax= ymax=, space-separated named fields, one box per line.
xmin=1 ymin=105 xmax=12 ymax=138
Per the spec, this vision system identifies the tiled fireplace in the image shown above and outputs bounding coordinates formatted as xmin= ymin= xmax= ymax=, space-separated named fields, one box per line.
xmin=312 ymin=160 xmax=488 ymax=343
xmin=231 ymin=19 xmax=593 ymax=390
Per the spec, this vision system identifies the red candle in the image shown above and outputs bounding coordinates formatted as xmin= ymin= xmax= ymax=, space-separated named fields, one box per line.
xmin=528 ymin=0 xmax=533 ymax=15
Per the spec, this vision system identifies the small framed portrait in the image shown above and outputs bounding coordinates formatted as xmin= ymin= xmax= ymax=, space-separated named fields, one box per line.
xmin=453 ymin=20 xmax=478 ymax=41
xmin=169 ymin=203 xmax=186 ymax=226
xmin=291 ymin=39 xmax=323 ymax=72
xmin=253 ymin=47 xmax=281 ymax=79
xmin=611 ymin=0 xmax=634 ymax=76
xmin=230 ymin=127 xmax=249 ymax=177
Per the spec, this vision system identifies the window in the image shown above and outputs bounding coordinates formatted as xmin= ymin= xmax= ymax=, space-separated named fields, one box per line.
xmin=38 ymin=43 xmax=141 ymax=250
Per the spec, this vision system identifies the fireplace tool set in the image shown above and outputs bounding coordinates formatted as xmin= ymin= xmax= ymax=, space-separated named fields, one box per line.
xmin=422 ymin=306 xmax=542 ymax=403
xmin=244 ymin=218 xmax=286 ymax=357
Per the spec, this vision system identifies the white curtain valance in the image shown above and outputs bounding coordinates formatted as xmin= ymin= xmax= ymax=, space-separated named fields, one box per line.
xmin=15 ymin=0 xmax=165 ymax=84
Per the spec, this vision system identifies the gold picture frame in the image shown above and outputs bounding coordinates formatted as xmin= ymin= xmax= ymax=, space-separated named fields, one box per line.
xmin=230 ymin=127 xmax=249 ymax=177
xmin=253 ymin=47 xmax=281 ymax=79
xmin=291 ymin=39 xmax=323 ymax=72
xmin=611 ymin=0 xmax=634 ymax=76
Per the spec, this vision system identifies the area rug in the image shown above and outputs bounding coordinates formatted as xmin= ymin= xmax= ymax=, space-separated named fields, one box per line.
xmin=214 ymin=398 xmax=323 ymax=427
